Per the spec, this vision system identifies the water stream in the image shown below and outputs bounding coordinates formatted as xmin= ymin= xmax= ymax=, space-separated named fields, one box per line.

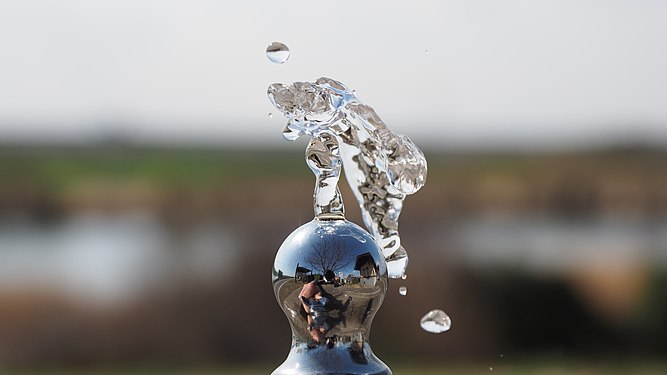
xmin=268 ymin=77 xmax=427 ymax=278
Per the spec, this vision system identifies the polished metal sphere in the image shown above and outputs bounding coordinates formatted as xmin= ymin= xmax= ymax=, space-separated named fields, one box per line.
xmin=272 ymin=218 xmax=391 ymax=375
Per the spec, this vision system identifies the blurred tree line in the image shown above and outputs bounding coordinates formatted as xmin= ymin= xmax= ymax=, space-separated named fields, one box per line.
xmin=0 ymin=144 xmax=666 ymax=369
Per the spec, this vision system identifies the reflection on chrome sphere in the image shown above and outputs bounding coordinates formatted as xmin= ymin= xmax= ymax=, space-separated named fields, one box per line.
xmin=272 ymin=219 xmax=391 ymax=375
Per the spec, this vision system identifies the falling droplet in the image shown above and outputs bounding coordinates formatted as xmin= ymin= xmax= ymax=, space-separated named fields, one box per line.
xmin=268 ymin=112 xmax=273 ymax=118
xmin=424 ymin=49 xmax=430 ymax=54
xmin=401 ymin=274 xmax=408 ymax=280
xmin=266 ymin=42 xmax=290 ymax=64
xmin=420 ymin=309 xmax=451 ymax=333
xmin=489 ymin=367 xmax=494 ymax=371
xmin=399 ymin=286 xmax=407 ymax=296
xmin=499 ymin=354 xmax=504 ymax=358
xmin=352 ymin=89 xmax=356 ymax=95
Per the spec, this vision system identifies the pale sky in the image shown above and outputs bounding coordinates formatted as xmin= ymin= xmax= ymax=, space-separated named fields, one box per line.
xmin=1 ymin=0 xmax=666 ymax=149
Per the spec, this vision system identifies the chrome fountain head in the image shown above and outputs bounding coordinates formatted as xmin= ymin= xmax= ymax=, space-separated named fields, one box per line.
xmin=272 ymin=219 xmax=390 ymax=375
xmin=268 ymin=77 xmax=427 ymax=374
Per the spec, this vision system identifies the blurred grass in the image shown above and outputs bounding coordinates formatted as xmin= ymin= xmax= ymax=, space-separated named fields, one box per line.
xmin=2 ymin=145 xmax=666 ymax=189
xmin=1 ymin=145 xmax=666 ymax=223
xmin=0 ymin=148 xmax=308 ymax=191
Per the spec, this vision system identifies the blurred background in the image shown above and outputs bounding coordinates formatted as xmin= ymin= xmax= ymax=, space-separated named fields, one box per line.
xmin=1 ymin=1 xmax=667 ymax=374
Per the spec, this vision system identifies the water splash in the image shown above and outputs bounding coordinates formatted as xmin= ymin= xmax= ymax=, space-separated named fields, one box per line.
xmin=267 ymin=77 xmax=427 ymax=278
xmin=420 ymin=309 xmax=451 ymax=333
xmin=398 ymin=286 xmax=407 ymax=296
xmin=266 ymin=42 xmax=290 ymax=64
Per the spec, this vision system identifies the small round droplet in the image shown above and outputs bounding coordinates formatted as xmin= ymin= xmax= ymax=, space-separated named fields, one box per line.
xmin=424 ymin=49 xmax=430 ymax=54
xmin=401 ymin=274 xmax=408 ymax=280
xmin=399 ymin=286 xmax=407 ymax=296
xmin=489 ymin=367 xmax=494 ymax=371
xmin=499 ymin=354 xmax=504 ymax=358
xmin=352 ymin=89 xmax=357 ymax=95
xmin=266 ymin=42 xmax=290 ymax=64
xmin=268 ymin=112 xmax=273 ymax=118
xmin=420 ymin=309 xmax=451 ymax=333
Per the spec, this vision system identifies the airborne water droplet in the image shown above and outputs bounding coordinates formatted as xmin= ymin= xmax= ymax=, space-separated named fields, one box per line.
xmin=420 ymin=309 xmax=451 ymax=333
xmin=424 ymin=49 xmax=430 ymax=54
xmin=401 ymin=274 xmax=408 ymax=280
xmin=266 ymin=42 xmax=290 ymax=64
xmin=399 ymin=286 xmax=407 ymax=296
xmin=268 ymin=112 xmax=273 ymax=118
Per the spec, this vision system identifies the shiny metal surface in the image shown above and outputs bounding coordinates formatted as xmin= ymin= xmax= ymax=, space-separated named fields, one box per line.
xmin=272 ymin=219 xmax=391 ymax=375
